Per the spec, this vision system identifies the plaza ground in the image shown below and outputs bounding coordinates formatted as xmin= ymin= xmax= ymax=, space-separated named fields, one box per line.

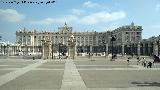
xmin=0 ymin=57 xmax=160 ymax=90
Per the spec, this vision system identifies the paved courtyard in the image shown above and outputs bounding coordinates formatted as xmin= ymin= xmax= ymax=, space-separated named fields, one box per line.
xmin=0 ymin=57 xmax=160 ymax=90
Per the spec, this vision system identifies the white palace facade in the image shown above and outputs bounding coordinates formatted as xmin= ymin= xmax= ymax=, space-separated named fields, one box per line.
xmin=13 ymin=22 xmax=143 ymax=57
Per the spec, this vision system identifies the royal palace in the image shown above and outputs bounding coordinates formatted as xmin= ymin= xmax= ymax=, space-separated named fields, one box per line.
xmin=0 ymin=22 xmax=160 ymax=59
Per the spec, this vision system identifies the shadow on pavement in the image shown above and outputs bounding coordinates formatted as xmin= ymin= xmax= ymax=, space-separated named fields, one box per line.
xmin=131 ymin=81 xmax=160 ymax=87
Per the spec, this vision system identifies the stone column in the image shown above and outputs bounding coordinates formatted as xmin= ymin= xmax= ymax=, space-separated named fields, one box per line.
xmin=14 ymin=46 xmax=16 ymax=55
xmin=153 ymin=41 xmax=158 ymax=56
xmin=22 ymin=35 xmax=23 ymax=45
xmin=122 ymin=44 xmax=124 ymax=56
xmin=105 ymin=43 xmax=108 ymax=56
xmin=7 ymin=45 xmax=10 ymax=56
xmin=82 ymin=46 xmax=85 ymax=53
xmin=12 ymin=46 xmax=14 ymax=55
xmin=42 ymin=43 xmax=45 ymax=59
xmin=67 ymin=44 xmax=69 ymax=57
xmin=148 ymin=43 xmax=151 ymax=56
xmin=90 ymin=45 xmax=92 ymax=53
xmin=49 ymin=43 xmax=52 ymax=58
xmin=137 ymin=42 xmax=140 ymax=56
xmin=19 ymin=44 xmax=21 ymax=54
xmin=75 ymin=45 xmax=77 ymax=57
xmin=26 ymin=36 xmax=27 ymax=45
xmin=32 ymin=36 xmax=35 ymax=53
xmin=0 ymin=45 xmax=1 ymax=54
xmin=143 ymin=43 xmax=145 ymax=55
xmin=88 ymin=36 xmax=89 ymax=45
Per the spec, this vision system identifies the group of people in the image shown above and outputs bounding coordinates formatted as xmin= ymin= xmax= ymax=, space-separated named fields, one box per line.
xmin=137 ymin=57 xmax=153 ymax=68
xmin=137 ymin=55 xmax=160 ymax=68
xmin=127 ymin=57 xmax=153 ymax=68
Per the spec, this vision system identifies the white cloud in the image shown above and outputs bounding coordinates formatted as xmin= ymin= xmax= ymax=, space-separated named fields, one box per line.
xmin=80 ymin=11 xmax=126 ymax=24
xmin=82 ymin=1 xmax=100 ymax=8
xmin=0 ymin=9 xmax=25 ymax=22
xmin=30 ymin=11 xmax=126 ymax=25
xmin=30 ymin=15 xmax=78 ymax=25
xmin=71 ymin=9 xmax=85 ymax=16
xmin=156 ymin=4 xmax=160 ymax=11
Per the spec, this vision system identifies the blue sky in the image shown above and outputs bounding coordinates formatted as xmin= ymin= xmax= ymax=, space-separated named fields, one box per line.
xmin=0 ymin=0 xmax=160 ymax=43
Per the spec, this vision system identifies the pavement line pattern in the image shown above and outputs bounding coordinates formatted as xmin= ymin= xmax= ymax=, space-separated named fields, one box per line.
xmin=23 ymin=87 xmax=160 ymax=90
xmin=0 ymin=60 xmax=47 ymax=87
xmin=0 ymin=65 xmax=17 ymax=66
xmin=76 ymin=65 xmax=129 ymax=66
xmin=61 ymin=60 xmax=86 ymax=89
xmin=131 ymin=65 xmax=145 ymax=69
xmin=32 ymin=68 xmax=64 ymax=70
xmin=77 ymin=68 xmax=160 ymax=70
xmin=0 ymin=68 xmax=20 ymax=70
xmin=87 ymin=87 xmax=160 ymax=90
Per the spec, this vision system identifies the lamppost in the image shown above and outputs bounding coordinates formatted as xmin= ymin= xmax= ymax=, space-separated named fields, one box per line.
xmin=110 ymin=33 xmax=116 ymax=60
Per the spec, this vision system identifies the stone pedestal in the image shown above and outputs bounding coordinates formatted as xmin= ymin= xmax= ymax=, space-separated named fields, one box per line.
xmin=68 ymin=35 xmax=76 ymax=59
xmin=42 ymin=39 xmax=51 ymax=59
xmin=69 ymin=46 xmax=75 ymax=59
xmin=42 ymin=43 xmax=49 ymax=59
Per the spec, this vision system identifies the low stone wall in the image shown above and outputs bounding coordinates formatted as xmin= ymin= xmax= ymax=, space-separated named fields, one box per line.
xmin=23 ymin=55 xmax=42 ymax=59
xmin=0 ymin=55 xmax=42 ymax=59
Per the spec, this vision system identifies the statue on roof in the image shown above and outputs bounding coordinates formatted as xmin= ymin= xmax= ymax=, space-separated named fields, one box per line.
xmin=58 ymin=22 xmax=72 ymax=34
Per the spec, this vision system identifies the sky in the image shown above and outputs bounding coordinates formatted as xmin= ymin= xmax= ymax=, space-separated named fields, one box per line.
xmin=0 ymin=0 xmax=160 ymax=43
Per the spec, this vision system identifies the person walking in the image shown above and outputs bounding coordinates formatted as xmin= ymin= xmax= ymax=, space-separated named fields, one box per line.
xmin=147 ymin=62 xmax=152 ymax=68
xmin=137 ymin=57 xmax=141 ymax=65
xmin=127 ymin=57 xmax=130 ymax=65
xmin=144 ymin=61 xmax=147 ymax=67
xmin=143 ymin=57 xmax=146 ymax=67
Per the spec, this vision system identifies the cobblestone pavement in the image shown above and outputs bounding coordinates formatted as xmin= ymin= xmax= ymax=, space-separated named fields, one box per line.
xmin=0 ymin=58 xmax=160 ymax=90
